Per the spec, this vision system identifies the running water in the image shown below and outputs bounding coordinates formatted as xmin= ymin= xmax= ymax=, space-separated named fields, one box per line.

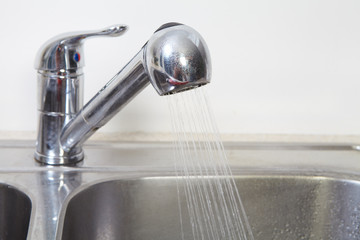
xmin=167 ymin=88 xmax=254 ymax=240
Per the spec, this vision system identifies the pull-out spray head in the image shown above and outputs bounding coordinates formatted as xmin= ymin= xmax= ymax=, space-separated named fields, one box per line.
xmin=145 ymin=23 xmax=211 ymax=95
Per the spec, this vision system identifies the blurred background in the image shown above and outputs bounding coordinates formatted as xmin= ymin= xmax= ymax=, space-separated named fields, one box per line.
xmin=0 ymin=0 xmax=359 ymax=141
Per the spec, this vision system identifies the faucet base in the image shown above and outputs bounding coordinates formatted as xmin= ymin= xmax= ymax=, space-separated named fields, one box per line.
xmin=34 ymin=151 xmax=84 ymax=166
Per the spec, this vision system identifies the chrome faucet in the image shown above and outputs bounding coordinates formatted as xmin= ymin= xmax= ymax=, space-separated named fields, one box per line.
xmin=35 ymin=23 xmax=211 ymax=165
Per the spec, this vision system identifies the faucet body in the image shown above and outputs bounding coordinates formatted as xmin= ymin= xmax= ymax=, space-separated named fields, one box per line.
xmin=35 ymin=25 xmax=128 ymax=164
xmin=35 ymin=23 xmax=211 ymax=165
xmin=36 ymin=67 xmax=84 ymax=164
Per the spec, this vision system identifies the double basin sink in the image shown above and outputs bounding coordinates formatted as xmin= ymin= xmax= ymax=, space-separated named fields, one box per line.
xmin=1 ymin=141 xmax=360 ymax=239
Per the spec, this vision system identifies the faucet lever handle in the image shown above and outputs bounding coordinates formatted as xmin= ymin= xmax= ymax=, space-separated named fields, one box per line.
xmin=63 ymin=24 xmax=128 ymax=42
xmin=35 ymin=24 xmax=128 ymax=71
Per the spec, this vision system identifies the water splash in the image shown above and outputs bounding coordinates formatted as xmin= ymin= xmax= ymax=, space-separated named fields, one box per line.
xmin=167 ymin=88 xmax=254 ymax=240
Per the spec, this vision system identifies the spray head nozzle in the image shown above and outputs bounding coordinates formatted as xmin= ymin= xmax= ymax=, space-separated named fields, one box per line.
xmin=144 ymin=23 xmax=211 ymax=95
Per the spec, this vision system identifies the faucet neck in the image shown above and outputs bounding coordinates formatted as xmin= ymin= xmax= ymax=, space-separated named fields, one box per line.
xmin=60 ymin=51 xmax=149 ymax=153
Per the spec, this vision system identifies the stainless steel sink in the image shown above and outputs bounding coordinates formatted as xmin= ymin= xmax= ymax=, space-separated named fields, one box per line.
xmin=0 ymin=183 xmax=31 ymax=240
xmin=60 ymin=174 xmax=360 ymax=240
xmin=0 ymin=141 xmax=360 ymax=239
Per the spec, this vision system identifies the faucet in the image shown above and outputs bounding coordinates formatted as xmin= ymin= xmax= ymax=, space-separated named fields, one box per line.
xmin=34 ymin=23 xmax=211 ymax=165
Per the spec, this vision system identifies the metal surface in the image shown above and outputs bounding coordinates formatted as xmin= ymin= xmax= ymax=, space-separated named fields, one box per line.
xmin=35 ymin=23 xmax=211 ymax=165
xmin=0 ymin=141 xmax=360 ymax=239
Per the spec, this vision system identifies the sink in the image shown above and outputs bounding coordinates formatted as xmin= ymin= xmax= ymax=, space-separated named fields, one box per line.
xmin=0 ymin=183 xmax=31 ymax=240
xmin=60 ymin=174 xmax=360 ymax=240
xmin=0 ymin=141 xmax=360 ymax=239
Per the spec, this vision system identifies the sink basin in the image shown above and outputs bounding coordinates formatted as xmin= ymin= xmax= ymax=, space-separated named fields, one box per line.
xmin=1 ymin=141 xmax=360 ymax=239
xmin=60 ymin=174 xmax=360 ymax=240
xmin=0 ymin=183 xmax=31 ymax=240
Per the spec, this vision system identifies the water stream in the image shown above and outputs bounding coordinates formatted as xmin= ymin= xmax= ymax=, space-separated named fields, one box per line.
xmin=167 ymin=88 xmax=254 ymax=240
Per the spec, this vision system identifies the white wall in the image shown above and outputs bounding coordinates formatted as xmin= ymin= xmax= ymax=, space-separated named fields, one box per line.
xmin=0 ymin=0 xmax=359 ymax=136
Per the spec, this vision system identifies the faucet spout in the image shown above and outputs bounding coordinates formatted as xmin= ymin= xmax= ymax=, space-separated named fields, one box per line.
xmin=35 ymin=23 xmax=211 ymax=165
xmin=60 ymin=50 xmax=148 ymax=152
